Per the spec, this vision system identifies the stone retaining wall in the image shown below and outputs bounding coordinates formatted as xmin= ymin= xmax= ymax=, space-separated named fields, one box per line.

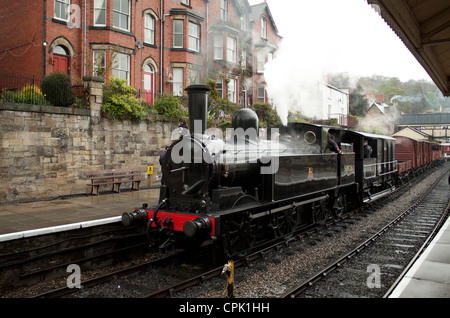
xmin=0 ymin=77 xmax=176 ymax=203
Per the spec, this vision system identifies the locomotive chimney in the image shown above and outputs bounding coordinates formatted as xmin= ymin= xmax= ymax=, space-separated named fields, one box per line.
xmin=185 ymin=84 xmax=210 ymax=134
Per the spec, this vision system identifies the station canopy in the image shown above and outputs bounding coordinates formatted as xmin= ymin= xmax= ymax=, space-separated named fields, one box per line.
xmin=368 ymin=0 xmax=450 ymax=96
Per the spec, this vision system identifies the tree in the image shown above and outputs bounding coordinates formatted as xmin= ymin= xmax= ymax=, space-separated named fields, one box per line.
xmin=380 ymin=86 xmax=407 ymax=104
xmin=349 ymin=85 xmax=368 ymax=117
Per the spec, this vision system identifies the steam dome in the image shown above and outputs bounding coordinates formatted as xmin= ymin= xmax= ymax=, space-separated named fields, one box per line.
xmin=232 ymin=108 xmax=259 ymax=134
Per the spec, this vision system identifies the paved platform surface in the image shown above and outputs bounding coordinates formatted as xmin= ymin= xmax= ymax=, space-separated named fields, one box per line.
xmin=0 ymin=188 xmax=160 ymax=240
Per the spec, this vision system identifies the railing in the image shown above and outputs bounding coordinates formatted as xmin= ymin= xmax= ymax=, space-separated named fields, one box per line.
xmin=0 ymin=72 xmax=89 ymax=109
xmin=364 ymin=159 xmax=398 ymax=179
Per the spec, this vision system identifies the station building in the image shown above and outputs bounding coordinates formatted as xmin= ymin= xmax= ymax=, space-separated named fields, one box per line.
xmin=0 ymin=0 xmax=281 ymax=105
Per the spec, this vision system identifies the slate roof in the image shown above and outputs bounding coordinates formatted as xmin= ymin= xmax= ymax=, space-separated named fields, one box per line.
xmin=397 ymin=113 xmax=450 ymax=125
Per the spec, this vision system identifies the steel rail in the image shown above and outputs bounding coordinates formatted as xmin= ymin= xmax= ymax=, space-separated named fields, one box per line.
xmin=383 ymin=199 xmax=450 ymax=298
xmin=280 ymin=169 xmax=447 ymax=298
xmin=32 ymin=251 xmax=180 ymax=298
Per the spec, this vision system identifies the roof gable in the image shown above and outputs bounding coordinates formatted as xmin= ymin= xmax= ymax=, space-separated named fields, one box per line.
xmin=250 ymin=2 xmax=279 ymax=35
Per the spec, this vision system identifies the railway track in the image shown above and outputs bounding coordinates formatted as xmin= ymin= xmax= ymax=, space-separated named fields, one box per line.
xmin=281 ymin=168 xmax=449 ymax=298
xmin=0 ymin=222 xmax=153 ymax=294
xmin=3 ymin=165 xmax=447 ymax=298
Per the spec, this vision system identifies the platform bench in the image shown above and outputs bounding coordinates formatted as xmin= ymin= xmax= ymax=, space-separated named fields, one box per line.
xmin=84 ymin=168 xmax=144 ymax=195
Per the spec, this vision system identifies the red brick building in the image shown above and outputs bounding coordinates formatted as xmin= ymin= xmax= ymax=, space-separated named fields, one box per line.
xmin=0 ymin=0 xmax=281 ymax=105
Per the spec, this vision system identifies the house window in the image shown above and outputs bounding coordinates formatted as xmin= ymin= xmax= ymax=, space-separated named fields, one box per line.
xmin=93 ymin=51 xmax=106 ymax=76
xmin=181 ymin=0 xmax=190 ymax=5
xmin=173 ymin=68 xmax=184 ymax=96
xmin=94 ymin=0 xmax=106 ymax=26
xmin=227 ymin=79 xmax=236 ymax=103
xmin=144 ymin=14 xmax=155 ymax=45
xmin=240 ymin=50 xmax=246 ymax=69
xmin=188 ymin=22 xmax=200 ymax=52
xmin=214 ymin=34 xmax=223 ymax=60
xmin=113 ymin=0 xmax=130 ymax=31
xmin=221 ymin=0 xmax=227 ymax=21
xmin=261 ymin=18 xmax=267 ymax=38
xmin=227 ymin=37 xmax=236 ymax=63
xmin=258 ymin=86 xmax=265 ymax=103
xmin=240 ymin=16 xmax=246 ymax=31
xmin=216 ymin=78 xmax=223 ymax=98
xmin=54 ymin=0 xmax=70 ymax=21
xmin=173 ymin=20 xmax=184 ymax=48
xmin=257 ymin=50 xmax=265 ymax=73
xmin=112 ymin=53 xmax=130 ymax=82
xmin=188 ymin=69 xmax=200 ymax=85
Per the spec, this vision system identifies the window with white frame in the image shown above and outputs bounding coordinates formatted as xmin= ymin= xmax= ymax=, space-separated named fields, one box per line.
xmin=227 ymin=37 xmax=236 ymax=63
xmin=54 ymin=0 xmax=70 ymax=21
xmin=113 ymin=0 xmax=130 ymax=31
xmin=257 ymin=50 xmax=265 ymax=73
xmin=221 ymin=0 xmax=227 ymax=21
xmin=188 ymin=69 xmax=200 ymax=85
xmin=112 ymin=53 xmax=130 ymax=82
xmin=181 ymin=0 xmax=190 ymax=5
xmin=227 ymin=79 xmax=236 ymax=103
xmin=258 ymin=86 xmax=265 ymax=103
xmin=261 ymin=18 xmax=267 ymax=38
xmin=93 ymin=51 xmax=106 ymax=76
xmin=173 ymin=20 xmax=184 ymax=48
xmin=144 ymin=14 xmax=155 ymax=45
xmin=173 ymin=68 xmax=184 ymax=96
xmin=216 ymin=78 xmax=223 ymax=98
xmin=240 ymin=50 xmax=246 ymax=69
xmin=240 ymin=16 xmax=246 ymax=31
xmin=188 ymin=22 xmax=200 ymax=52
xmin=94 ymin=0 xmax=106 ymax=26
xmin=214 ymin=34 xmax=223 ymax=60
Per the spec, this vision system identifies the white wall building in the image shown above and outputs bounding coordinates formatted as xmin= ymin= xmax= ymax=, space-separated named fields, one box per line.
xmin=318 ymin=82 xmax=349 ymax=126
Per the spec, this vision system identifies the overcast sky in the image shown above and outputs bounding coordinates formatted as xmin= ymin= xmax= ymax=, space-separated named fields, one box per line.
xmin=248 ymin=0 xmax=431 ymax=82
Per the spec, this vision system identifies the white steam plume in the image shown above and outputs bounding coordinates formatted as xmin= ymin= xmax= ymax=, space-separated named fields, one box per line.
xmin=264 ymin=38 xmax=329 ymax=125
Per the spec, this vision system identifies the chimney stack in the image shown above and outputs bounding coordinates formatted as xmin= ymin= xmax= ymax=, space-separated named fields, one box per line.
xmin=185 ymin=84 xmax=210 ymax=135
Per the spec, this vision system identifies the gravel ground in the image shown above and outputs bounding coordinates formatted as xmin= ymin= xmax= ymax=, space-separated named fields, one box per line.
xmin=177 ymin=165 xmax=448 ymax=298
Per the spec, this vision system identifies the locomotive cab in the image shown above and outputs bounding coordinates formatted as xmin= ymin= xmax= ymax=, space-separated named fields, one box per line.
xmin=342 ymin=131 xmax=396 ymax=202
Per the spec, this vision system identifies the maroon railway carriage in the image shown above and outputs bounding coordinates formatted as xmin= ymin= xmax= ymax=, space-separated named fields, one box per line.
xmin=394 ymin=136 xmax=445 ymax=182
xmin=394 ymin=136 xmax=420 ymax=171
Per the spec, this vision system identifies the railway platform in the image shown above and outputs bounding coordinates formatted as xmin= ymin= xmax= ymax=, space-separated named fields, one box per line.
xmin=0 ymin=188 xmax=160 ymax=242
xmin=388 ymin=212 xmax=450 ymax=298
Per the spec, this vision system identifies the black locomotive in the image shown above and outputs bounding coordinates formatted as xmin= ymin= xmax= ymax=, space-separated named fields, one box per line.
xmin=122 ymin=85 xmax=399 ymax=257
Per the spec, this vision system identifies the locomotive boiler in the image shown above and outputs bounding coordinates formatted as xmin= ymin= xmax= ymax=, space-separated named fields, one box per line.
xmin=122 ymin=84 xmax=400 ymax=257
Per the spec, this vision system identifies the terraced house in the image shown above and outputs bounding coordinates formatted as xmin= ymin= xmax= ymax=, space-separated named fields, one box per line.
xmin=0 ymin=0 xmax=281 ymax=105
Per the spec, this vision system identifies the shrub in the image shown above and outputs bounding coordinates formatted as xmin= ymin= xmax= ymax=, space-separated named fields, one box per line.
xmin=102 ymin=77 xmax=145 ymax=122
xmin=22 ymin=84 xmax=43 ymax=97
xmin=153 ymin=94 xmax=188 ymax=123
xmin=251 ymin=102 xmax=282 ymax=128
xmin=21 ymin=84 xmax=51 ymax=105
xmin=41 ymin=72 xmax=73 ymax=106
xmin=1 ymin=85 xmax=51 ymax=106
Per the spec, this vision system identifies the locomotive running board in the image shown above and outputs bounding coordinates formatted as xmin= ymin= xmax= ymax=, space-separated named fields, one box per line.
xmin=248 ymin=194 xmax=329 ymax=220
xmin=363 ymin=187 xmax=395 ymax=203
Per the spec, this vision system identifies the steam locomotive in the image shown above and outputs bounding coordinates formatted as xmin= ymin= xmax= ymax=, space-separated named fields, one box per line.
xmin=121 ymin=85 xmax=441 ymax=258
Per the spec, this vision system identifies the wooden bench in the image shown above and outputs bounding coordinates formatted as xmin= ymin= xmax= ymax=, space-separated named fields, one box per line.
xmin=84 ymin=168 xmax=144 ymax=195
